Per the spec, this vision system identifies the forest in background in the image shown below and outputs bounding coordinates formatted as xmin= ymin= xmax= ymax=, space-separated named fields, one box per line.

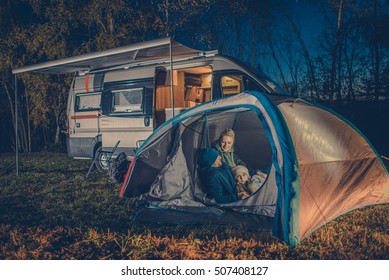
xmin=0 ymin=0 xmax=388 ymax=154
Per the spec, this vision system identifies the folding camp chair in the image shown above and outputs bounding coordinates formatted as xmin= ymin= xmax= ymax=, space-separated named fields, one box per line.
xmin=86 ymin=140 xmax=120 ymax=178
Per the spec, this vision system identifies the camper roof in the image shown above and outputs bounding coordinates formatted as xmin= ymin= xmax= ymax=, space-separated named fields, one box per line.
xmin=12 ymin=37 xmax=217 ymax=75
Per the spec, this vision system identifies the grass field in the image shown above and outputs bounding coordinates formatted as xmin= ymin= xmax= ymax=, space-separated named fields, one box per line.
xmin=0 ymin=152 xmax=388 ymax=260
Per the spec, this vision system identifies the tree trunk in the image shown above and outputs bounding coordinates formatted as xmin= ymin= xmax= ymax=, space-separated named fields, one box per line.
xmin=2 ymin=81 xmax=17 ymax=151
xmin=277 ymin=44 xmax=300 ymax=96
xmin=329 ymin=0 xmax=344 ymax=101
xmin=251 ymin=28 xmax=257 ymax=67
xmin=165 ymin=0 xmax=170 ymax=37
xmin=54 ymin=104 xmax=61 ymax=145
xmin=337 ymin=38 xmax=342 ymax=100
xmin=343 ymin=40 xmax=356 ymax=101
xmin=2 ymin=79 xmax=29 ymax=152
xmin=18 ymin=106 xmax=29 ymax=152
xmin=372 ymin=0 xmax=380 ymax=100
xmin=265 ymin=28 xmax=288 ymax=90
xmin=24 ymin=90 xmax=32 ymax=152
xmin=284 ymin=12 xmax=317 ymax=100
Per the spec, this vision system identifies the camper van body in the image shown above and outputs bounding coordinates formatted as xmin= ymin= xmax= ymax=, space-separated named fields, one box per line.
xmin=67 ymin=54 xmax=285 ymax=170
xmin=12 ymin=38 xmax=286 ymax=170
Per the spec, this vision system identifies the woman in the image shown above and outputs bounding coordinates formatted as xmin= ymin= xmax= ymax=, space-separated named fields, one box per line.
xmin=197 ymin=148 xmax=249 ymax=204
xmin=212 ymin=128 xmax=270 ymax=177
xmin=211 ymin=128 xmax=246 ymax=168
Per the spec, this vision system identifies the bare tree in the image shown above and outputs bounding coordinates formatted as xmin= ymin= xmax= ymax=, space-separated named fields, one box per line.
xmin=264 ymin=27 xmax=288 ymax=90
xmin=283 ymin=10 xmax=318 ymax=100
xmin=371 ymin=0 xmax=381 ymax=100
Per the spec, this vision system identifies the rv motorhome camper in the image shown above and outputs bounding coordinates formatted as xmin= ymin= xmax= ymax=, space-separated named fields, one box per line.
xmin=13 ymin=38 xmax=287 ymax=171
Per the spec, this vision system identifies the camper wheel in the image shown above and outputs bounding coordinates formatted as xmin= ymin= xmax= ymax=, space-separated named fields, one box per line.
xmin=94 ymin=146 xmax=110 ymax=172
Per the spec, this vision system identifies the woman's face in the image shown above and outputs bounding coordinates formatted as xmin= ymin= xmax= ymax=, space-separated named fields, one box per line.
xmin=212 ymin=155 xmax=223 ymax=168
xmin=220 ymin=135 xmax=234 ymax=152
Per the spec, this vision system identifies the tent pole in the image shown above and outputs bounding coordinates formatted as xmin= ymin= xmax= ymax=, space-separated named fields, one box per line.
xmin=169 ymin=38 xmax=175 ymax=117
xmin=14 ymin=75 xmax=19 ymax=176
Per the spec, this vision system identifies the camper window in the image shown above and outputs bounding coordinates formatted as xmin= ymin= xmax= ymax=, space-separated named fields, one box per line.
xmin=244 ymin=76 xmax=266 ymax=92
xmin=112 ymin=88 xmax=143 ymax=113
xmin=75 ymin=92 xmax=101 ymax=112
xmin=221 ymin=75 xmax=243 ymax=96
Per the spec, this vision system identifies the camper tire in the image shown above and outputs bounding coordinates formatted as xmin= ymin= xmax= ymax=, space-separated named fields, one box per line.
xmin=95 ymin=146 xmax=110 ymax=173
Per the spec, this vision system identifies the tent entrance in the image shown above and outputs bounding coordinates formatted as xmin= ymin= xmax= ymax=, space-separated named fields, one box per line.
xmin=132 ymin=107 xmax=278 ymax=225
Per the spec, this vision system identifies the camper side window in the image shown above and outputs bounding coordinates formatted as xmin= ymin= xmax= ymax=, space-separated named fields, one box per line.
xmin=244 ymin=76 xmax=267 ymax=92
xmin=112 ymin=88 xmax=143 ymax=114
xmin=221 ymin=75 xmax=243 ymax=96
xmin=219 ymin=73 xmax=270 ymax=96
xmin=75 ymin=93 xmax=101 ymax=112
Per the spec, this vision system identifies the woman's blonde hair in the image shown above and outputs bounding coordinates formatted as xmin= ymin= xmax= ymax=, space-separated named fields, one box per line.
xmin=219 ymin=128 xmax=235 ymax=140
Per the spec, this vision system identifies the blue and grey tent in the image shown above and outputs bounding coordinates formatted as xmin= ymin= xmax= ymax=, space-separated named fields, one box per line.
xmin=120 ymin=91 xmax=389 ymax=246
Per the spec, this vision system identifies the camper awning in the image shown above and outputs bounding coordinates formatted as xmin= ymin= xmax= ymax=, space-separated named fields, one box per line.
xmin=12 ymin=37 xmax=217 ymax=75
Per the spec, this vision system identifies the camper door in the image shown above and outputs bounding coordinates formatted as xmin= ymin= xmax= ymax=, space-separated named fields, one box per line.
xmin=69 ymin=74 xmax=103 ymax=159
xmin=154 ymin=66 xmax=212 ymax=127
xmin=72 ymin=93 xmax=101 ymax=148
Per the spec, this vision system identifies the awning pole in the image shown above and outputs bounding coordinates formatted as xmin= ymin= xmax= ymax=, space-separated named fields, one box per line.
xmin=169 ymin=38 xmax=175 ymax=117
xmin=14 ymin=75 xmax=19 ymax=176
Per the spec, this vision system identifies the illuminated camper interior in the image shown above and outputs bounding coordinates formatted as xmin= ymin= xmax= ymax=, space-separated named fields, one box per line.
xmin=154 ymin=66 xmax=212 ymax=126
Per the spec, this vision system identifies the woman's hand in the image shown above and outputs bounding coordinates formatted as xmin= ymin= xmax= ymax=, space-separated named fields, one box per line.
xmin=238 ymin=191 xmax=250 ymax=199
xmin=256 ymin=170 xmax=268 ymax=178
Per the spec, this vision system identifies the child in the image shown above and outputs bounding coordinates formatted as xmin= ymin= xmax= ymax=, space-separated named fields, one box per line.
xmin=198 ymin=148 xmax=250 ymax=203
xmin=231 ymin=165 xmax=267 ymax=196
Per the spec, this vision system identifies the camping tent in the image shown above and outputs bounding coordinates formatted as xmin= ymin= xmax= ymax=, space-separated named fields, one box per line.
xmin=119 ymin=91 xmax=389 ymax=246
